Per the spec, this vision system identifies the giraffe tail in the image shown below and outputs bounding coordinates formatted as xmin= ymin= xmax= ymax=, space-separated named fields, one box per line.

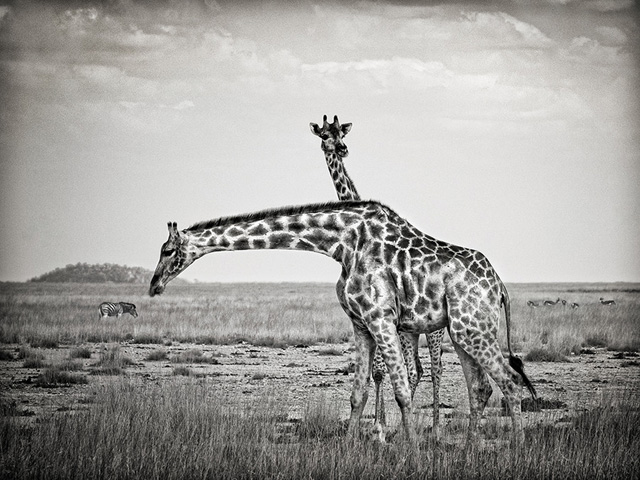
xmin=509 ymin=355 xmax=537 ymax=400
xmin=501 ymin=280 xmax=538 ymax=400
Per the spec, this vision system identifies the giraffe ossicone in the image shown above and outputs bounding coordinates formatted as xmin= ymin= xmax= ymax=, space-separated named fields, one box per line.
xmin=149 ymin=200 xmax=537 ymax=443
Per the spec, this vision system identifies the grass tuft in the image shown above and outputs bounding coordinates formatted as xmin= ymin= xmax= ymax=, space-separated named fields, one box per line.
xmin=524 ymin=348 xmax=569 ymax=362
xmin=0 ymin=350 xmax=14 ymax=361
xmin=317 ymin=346 xmax=344 ymax=356
xmin=170 ymin=349 xmax=219 ymax=364
xmin=35 ymin=367 xmax=88 ymax=386
xmin=172 ymin=366 xmax=192 ymax=376
xmin=132 ymin=334 xmax=164 ymax=345
xmin=145 ymin=349 xmax=168 ymax=361
xmin=91 ymin=346 xmax=134 ymax=375
xmin=29 ymin=338 xmax=59 ymax=349
xmin=69 ymin=347 xmax=92 ymax=359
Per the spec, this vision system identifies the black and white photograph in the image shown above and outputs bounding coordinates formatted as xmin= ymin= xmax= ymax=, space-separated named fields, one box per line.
xmin=1 ymin=1 xmax=638 ymax=478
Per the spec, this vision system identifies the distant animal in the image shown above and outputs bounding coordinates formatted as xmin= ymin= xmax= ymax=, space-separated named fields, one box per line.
xmin=599 ymin=298 xmax=616 ymax=306
xmin=570 ymin=302 xmax=579 ymax=309
xmin=527 ymin=301 xmax=539 ymax=308
xmin=543 ymin=298 xmax=562 ymax=306
xmin=98 ymin=302 xmax=138 ymax=319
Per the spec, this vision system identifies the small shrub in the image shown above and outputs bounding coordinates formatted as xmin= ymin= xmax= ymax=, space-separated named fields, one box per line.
xmin=172 ymin=366 xmax=192 ymax=376
xmin=23 ymin=357 xmax=48 ymax=369
xmin=20 ymin=347 xmax=47 ymax=368
xmin=17 ymin=346 xmax=32 ymax=359
xmin=583 ymin=333 xmax=610 ymax=348
xmin=171 ymin=349 xmax=219 ymax=364
xmin=317 ymin=347 xmax=344 ymax=356
xmin=0 ymin=350 xmax=14 ymax=361
xmin=90 ymin=366 xmax=124 ymax=376
xmin=29 ymin=338 xmax=59 ymax=349
xmin=606 ymin=339 xmax=640 ymax=353
xmin=252 ymin=337 xmax=289 ymax=349
xmin=132 ymin=334 xmax=163 ymax=345
xmin=69 ymin=347 xmax=92 ymax=359
xmin=145 ymin=349 xmax=168 ymax=361
xmin=251 ymin=372 xmax=268 ymax=380
xmin=56 ymin=360 xmax=84 ymax=371
xmin=524 ymin=348 xmax=569 ymax=362
xmin=91 ymin=346 xmax=134 ymax=375
xmin=35 ymin=368 xmax=88 ymax=386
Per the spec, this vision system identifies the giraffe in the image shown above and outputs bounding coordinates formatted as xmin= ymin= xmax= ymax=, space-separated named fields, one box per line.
xmin=149 ymin=200 xmax=537 ymax=444
xmin=309 ymin=114 xmax=444 ymax=441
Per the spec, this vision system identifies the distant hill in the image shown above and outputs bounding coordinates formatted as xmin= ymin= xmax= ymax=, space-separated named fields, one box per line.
xmin=29 ymin=262 xmax=189 ymax=284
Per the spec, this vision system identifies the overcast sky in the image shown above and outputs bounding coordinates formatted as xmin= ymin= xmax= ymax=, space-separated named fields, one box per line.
xmin=0 ymin=0 xmax=638 ymax=284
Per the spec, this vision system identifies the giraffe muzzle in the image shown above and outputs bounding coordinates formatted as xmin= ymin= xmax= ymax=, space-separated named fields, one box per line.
xmin=148 ymin=276 xmax=165 ymax=297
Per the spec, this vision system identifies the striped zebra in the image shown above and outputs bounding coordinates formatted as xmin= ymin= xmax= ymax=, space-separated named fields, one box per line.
xmin=98 ymin=302 xmax=138 ymax=319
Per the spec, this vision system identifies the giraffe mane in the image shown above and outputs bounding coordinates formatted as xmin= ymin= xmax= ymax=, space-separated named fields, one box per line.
xmin=185 ymin=200 xmax=384 ymax=232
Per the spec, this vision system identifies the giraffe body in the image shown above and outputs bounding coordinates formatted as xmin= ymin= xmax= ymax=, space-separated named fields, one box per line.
xmin=310 ymin=115 xmax=443 ymax=440
xmin=149 ymin=200 xmax=536 ymax=442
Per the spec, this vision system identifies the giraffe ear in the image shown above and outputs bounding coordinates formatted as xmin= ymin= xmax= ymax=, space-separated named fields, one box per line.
xmin=341 ymin=123 xmax=352 ymax=135
xmin=310 ymin=123 xmax=322 ymax=137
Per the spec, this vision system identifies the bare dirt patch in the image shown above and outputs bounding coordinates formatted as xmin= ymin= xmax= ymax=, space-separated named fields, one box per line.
xmin=2 ymin=341 xmax=638 ymax=438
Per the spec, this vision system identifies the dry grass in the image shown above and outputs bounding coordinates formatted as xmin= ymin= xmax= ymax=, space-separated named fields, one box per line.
xmin=1 ymin=281 xmax=639 ymax=478
xmin=2 ymin=282 xmax=638 ymax=356
xmin=0 ymin=283 xmax=352 ymax=347
xmin=505 ymin=283 xmax=640 ymax=356
xmin=0 ymin=380 xmax=637 ymax=479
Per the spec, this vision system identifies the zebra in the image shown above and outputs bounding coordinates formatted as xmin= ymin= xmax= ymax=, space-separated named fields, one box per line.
xmin=98 ymin=302 xmax=138 ymax=319
xmin=599 ymin=298 xmax=616 ymax=306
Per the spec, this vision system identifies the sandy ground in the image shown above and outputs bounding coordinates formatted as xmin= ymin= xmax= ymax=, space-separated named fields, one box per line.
xmin=1 ymin=342 xmax=639 ymax=439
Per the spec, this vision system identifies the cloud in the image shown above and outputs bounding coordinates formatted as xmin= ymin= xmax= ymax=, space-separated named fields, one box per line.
xmin=564 ymin=36 xmax=632 ymax=66
xmin=595 ymin=25 xmax=628 ymax=46
xmin=459 ymin=11 xmax=554 ymax=49
xmin=514 ymin=0 xmax=633 ymax=9
xmin=582 ymin=0 xmax=635 ymax=12
xmin=301 ymin=57 xmax=456 ymax=93
xmin=0 ymin=5 xmax=11 ymax=22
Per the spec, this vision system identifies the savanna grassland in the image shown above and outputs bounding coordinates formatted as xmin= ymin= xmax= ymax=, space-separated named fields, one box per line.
xmin=1 ymin=281 xmax=639 ymax=479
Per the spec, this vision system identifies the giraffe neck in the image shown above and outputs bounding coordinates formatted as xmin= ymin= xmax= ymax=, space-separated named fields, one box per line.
xmin=183 ymin=201 xmax=374 ymax=263
xmin=324 ymin=152 xmax=360 ymax=201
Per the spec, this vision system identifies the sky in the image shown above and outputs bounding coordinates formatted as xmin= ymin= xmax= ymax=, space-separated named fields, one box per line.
xmin=0 ymin=0 xmax=638 ymax=284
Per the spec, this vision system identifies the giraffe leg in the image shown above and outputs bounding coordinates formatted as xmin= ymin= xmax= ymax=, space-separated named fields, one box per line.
xmin=426 ymin=329 xmax=444 ymax=440
xmin=347 ymin=327 xmax=376 ymax=437
xmin=368 ymin=321 xmax=414 ymax=442
xmin=451 ymin=341 xmax=493 ymax=443
xmin=372 ymin=347 xmax=387 ymax=442
xmin=400 ymin=331 xmax=422 ymax=399
xmin=447 ymin=301 xmax=524 ymax=443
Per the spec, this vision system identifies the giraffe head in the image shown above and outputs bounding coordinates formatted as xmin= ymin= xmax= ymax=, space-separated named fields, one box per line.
xmin=149 ymin=222 xmax=197 ymax=297
xmin=310 ymin=115 xmax=352 ymax=158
